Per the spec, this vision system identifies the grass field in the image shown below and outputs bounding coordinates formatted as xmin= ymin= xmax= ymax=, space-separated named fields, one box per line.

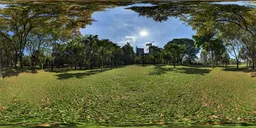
xmin=0 ymin=65 xmax=256 ymax=127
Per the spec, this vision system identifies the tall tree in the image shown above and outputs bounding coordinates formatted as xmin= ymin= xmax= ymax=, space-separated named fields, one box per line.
xmin=200 ymin=50 xmax=209 ymax=65
xmin=122 ymin=43 xmax=135 ymax=65
xmin=222 ymin=52 xmax=230 ymax=69
xmin=168 ymin=38 xmax=199 ymax=64
xmin=164 ymin=41 xmax=186 ymax=68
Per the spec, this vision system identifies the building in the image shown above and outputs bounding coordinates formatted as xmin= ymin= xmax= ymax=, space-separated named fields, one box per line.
xmin=136 ymin=47 xmax=144 ymax=56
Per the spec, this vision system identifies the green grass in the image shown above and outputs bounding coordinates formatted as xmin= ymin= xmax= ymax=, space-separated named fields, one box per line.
xmin=0 ymin=65 xmax=256 ymax=127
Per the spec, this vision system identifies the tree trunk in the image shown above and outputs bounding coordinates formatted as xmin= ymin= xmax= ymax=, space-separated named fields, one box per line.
xmin=29 ymin=60 xmax=32 ymax=70
xmin=41 ymin=63 xmax=44 ymax=70
xmin=51 ymin=43 xmax=55 ymax=72
xmin=19 ymin=52 xmax=23 ymax=71
xmin=247 ymin=59 xmax=249 ymax=69
xmin=15 ymin=51 xmax=18 ymax=69
xmin=0 ymin=48 xmax=3 ymax=79
xmin=51 ymin=59 xmax=54 ymax=71
xmin=6 ymin=57 xmax=9 ymax=68
xmin=253 ymin=61 xmax=255 ymax=70
xmin=110 ymin=57 xmax=113 ymax=70
xmin=98 ymin=56 xmax=101 ymax=68
xmin=236 ymin=61 xmax=239 ymax=69
xmin=154 ymin=57 xmax=156 ymax=66
xmin=211 ymin=50 xmax=214 ymax=69
xmin=32 ymin=62 xmax=35 ymax=71
xmin=173 ymin=58 xmax=176 ymax=68
xmin=31 ymin=55 xmax=35 ymax=71
xmin=101 ymin=58 xmax=103 ymax=72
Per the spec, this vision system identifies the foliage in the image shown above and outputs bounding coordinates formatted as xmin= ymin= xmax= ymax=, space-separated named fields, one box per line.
xmin=121 ymin=43 xmax=135 ymax=65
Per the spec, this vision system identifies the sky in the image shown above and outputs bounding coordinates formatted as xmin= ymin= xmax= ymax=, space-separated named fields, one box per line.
xmin=0 ymin=4 xmax=6 ymax=9
xmin=80 ymin=4 xmax=196 ymax=52
xmin=80 ymin=1 xmax=256 ymax=52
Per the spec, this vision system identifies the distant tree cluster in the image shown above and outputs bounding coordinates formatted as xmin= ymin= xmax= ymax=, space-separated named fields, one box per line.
xmin=135 ymin=38 xmax=199 ymax=67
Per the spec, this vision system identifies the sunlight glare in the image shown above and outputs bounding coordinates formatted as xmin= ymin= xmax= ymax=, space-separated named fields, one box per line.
xmin=140 ymin=30 xmax=148 ymax=37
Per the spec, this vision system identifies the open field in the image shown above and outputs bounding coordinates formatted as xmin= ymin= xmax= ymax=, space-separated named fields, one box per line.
xmin=0 ymin=65 xmax=256 ymax=127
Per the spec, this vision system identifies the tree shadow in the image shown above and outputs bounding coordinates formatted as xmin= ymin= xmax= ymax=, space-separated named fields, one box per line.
xmin=45 ymin=65 xmax=128 ymax=73
xmin=149 ymin=66 xmax=211 ymax=76
xmin=222 ymin=67 xmax=250 ymax=73
xmin=177 ymin=67 xmax=211 ymax=75
xmin=148 ymin=66 xmax=174 ymax=75
xmin=2 ymin=68 xmax=38 ymax=78
xmin=55 ymin=69 xmax=105 ymax=80
xmin=44 ymin=68 xmax=74 ymax=73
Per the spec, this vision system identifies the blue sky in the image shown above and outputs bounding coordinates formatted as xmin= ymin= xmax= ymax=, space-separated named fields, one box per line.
xmin=0 ymin=4 xmax=6 ymax=9
xmin=80 ymin=4 xmax=196 ymax=52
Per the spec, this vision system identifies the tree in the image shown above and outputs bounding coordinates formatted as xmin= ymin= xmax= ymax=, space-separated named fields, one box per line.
xmin=168 ymin=38 xmax=199 ymax=64
xmin=193 ymin=35 xmax=224 ymax=68
xmin=218 ymin=24 xmax=244 ymax=69
xmin=122 ymin=43 xmax=135 ymax=65
xmin=164 ymin=41 xmax=186 ymax=68
xmin=83 ymin=35 xmax=100 ymax=69
xmin=200 ymin=50 xmax=209 ymax=65
xmin=0 ymin=1 xmax=111 ymax=71
xmin=239 ymin=46 xmax=250 ymax=69
xmin=112 ymin=44 xmax=123 ymax=68
xmin=222 ymin=52 xmax=230 ymax=69
xmin=0 ymin=31 xmax=12 ymax=78
xmin=98 ymin=39 xmax=114 ymax=72
xmin=148 ymin=45 xmax=163 ymax=66
xmin=66 ymin=36 xmax=84 ymax=70
xmin=224 ymin=40 xmax=242 ymax=69
xmin=0 ymin=43 xmax=2 ymax=78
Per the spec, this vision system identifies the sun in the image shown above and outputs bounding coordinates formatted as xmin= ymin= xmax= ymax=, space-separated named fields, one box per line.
xmin=140 ymin=30 xmax=148 ymax=37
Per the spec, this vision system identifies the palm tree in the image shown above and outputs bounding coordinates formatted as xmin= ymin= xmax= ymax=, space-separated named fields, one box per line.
xmin=98 ymin=39 xmax=114 ymax=72
xmin=83 ymin=35 xmax=99 ymax=69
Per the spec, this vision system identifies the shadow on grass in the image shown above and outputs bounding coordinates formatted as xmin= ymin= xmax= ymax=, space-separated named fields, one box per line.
xmin=44 ymin=68 xmax=74 ymax=73
xmin=178 ymin=67 xmax=211 ymax=75
xmin=55 ymin=66 xmax=128 ymax=80
xmin=45 ymin=65 xmax=128 ymax=73
xmin=3 ymin=68 xmax=38 ymax=78
xmin=222 ymin=67 xmax=251 ymax=73
xmin=55 ymin=69 xmax=104 ymax=80
xmin=148 ymin=66 xmax=174 ymax=75
xmin=149 ymin=66 xmax=211 ymax=75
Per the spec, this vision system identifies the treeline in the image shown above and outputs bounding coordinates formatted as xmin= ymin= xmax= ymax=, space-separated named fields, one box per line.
xmin=0 ymin=33 xmax=199 ymax=73
xmin=0 ymin=32 xmax=252 ymax=77
xmin=1 ymin=34 xmax=136 ymax=72
xmin=135 ymin=38 xmax=199 ymax=67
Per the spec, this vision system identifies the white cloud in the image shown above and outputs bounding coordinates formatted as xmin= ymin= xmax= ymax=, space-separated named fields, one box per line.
xmin=118 ymin=36 xmax=137 ymax=46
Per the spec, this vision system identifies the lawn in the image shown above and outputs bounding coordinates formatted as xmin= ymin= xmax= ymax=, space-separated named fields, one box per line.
xmin=0 ymin=65 xmax=256 ymax=127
